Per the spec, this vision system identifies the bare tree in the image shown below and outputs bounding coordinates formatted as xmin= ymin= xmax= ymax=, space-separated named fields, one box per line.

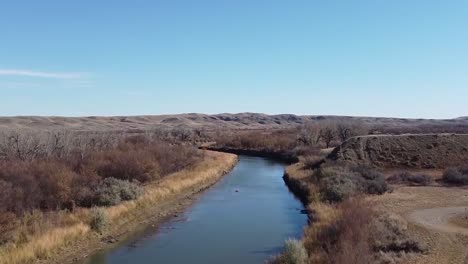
xmin=297 ymin=123 xmax=321 ymax=146
xmin=337 ymin=122 xmax=369 ymax=143
xmin=320 ymin=124 xmax=336 ymax=148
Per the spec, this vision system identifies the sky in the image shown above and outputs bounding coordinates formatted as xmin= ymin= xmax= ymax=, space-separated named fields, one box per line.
xmin=0 ymin=0 xmax=467 ymax=118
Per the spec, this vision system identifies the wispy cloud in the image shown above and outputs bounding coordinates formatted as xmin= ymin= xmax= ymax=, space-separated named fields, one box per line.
xmin=0 ymin=69 xmax=83 ymax=79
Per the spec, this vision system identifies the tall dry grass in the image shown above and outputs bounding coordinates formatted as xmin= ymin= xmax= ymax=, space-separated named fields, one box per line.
xmin=0 ymin=151 xmax=237 ymax=264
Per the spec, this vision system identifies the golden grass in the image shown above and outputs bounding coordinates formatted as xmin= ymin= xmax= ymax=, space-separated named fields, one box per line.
xmin=0 ymin=150 xmax=237 ymax=264
xmin=304 ymin=202 xmax=340 ymax=260
xmin=284 ymin=162 xmax=321 ymax=203
xmin=0 ymin=223 xmax=89 ymax=264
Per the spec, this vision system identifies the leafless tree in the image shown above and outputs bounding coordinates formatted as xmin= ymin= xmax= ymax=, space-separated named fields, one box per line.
xmin=297 ymin=123 xmax=321 ymax=146
xmin=320 ymin=123 xmax=336 ymax=148
xmin=337 ymin=122 xmax=369 ymax=143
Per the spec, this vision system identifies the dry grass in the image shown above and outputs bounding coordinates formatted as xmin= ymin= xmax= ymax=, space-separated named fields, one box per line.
xmin=0 ymin=151 xmax=237 ymax=264
xmin=0 ymin=223 xmax=89 ymax=264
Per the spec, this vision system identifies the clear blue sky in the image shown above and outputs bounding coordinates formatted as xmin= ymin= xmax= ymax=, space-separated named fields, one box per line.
xmin=1 ymin=1 xmax=467 ymax=118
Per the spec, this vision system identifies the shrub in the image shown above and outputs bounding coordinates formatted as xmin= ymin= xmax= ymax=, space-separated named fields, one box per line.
xmin=350 ymin=166 xmax=388 ymax=195
xmin=371 ymin=213 xmax=425 ymax=256
xmin=89 ymin=207 xmax=107 ymax=234
xmin=304 ymin=198 xmax=374 ymax=264
xmin=269 ymin=239 xmax=308 ymax=264
xmin=282 ymin=239 xmax=308 ymax=264
xmin=388 ymin=171 xmax=433 ymax=186
xmin=321 ymin=175 xmax=358 ymax=202
xmin=0 ymin=210 xmax=17 ymax=245
xmin=330 ymin=199 xmax=375 ymax=264
xmin=318 ymin=165 xmax=388 ymax=202
xmin=442 ymin=167 xmax=468 ymax=185
xmin=93 ymin=150 xmax=154 ymax=182
xmin=0 ymin=133 xmax=202 ymax=215
xmin=94 ymin=178 xmax=143 ymax=206
xmin=302 ymin=155 xmax=323 ymax=170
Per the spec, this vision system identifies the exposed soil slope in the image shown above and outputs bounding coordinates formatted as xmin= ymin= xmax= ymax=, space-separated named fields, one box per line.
xmin=328 ymin=134 xmax=468 ymax=169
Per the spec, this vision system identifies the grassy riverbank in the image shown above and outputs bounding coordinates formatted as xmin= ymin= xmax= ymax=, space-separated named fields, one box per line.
xmin=279 ymin=157 xmax=430 ymax=264
xmin=0 ymin=150 xmax=237 ymax=264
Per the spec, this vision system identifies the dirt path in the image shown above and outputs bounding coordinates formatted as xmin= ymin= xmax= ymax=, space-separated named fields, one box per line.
xmin=407 ymin=206 xmax=468 ymax=235
xmin=372 ymin=186 xmax=468 ymax=264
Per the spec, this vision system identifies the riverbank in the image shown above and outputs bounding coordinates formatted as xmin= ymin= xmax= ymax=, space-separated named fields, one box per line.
xmin=204 ymin=146 xmax=298 ymax=163
xmin=0 ymin=150 xmax=237 ymax=264
xmin=80 ymin=155 xmax=307 ymax=264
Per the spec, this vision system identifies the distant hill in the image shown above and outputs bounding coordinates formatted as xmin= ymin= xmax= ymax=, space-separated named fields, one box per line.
xmin=0 ymin=113 xmax=468 ymax=133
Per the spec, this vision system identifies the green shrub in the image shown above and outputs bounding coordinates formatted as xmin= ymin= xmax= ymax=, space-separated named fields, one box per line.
xmin=442 ymin=167 xmax=468 ymax=185
xmin=89 ymin=207 xmax=107 ymax=234
xmin=94 ymin=178 xmax=143 ymax=206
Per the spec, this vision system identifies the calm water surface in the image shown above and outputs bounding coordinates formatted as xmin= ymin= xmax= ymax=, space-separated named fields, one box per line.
xmin=82 ymin=155 xmax=307 ymax=264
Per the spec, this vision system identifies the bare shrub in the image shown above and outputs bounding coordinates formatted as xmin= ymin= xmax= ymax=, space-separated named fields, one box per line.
xmin=302 ymin=155 xmax=323 ymax=170
xmin=304 ymin=198 xmax=374 ymax=264
xmin=387 ymin=171 xmax=433 ymax=186
xmin=371 ymin=212 xmax=426 ymax=261
xmin=93 ymin=149 xmax=155 ymax=182
xmin=0 ymin=132 xmax=202 ymax=215
xmin=330 ymin=198 xmax=375 ymax=264
xmin=0 ymin=160 xmax=77 ymax=213
xmin=0 ymin=210 xmax=17 ymax=245
xmin=442 ymin=167 xmax=468 ymax=185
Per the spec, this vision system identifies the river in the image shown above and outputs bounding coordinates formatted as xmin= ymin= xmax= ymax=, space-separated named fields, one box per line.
xmin=82 ymin=155 xmax=307 ymax=264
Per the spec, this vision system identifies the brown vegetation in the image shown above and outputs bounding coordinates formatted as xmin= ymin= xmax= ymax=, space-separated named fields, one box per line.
xmin=279 ymin=139 xmax=435 ymax=263
xmin=442 ymin=166 xmax=468 ymax=185
xmin=387 ymin=171 xmax=433 ymax=186
xmin=0 ymin=151 xmax=236 ymax=264
xmin=0 ymin=131 xmax=202 ymax=247
xmin=212 ymin=122 xmax=368 ymax=160
xmin=2 ymin=113 xmax=468 ymax=134
xmin=329 ymin=134 xmax=468 ymax=169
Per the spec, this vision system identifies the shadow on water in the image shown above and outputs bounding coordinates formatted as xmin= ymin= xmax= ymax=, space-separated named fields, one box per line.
xmin=82 ymin=155 xmax=308 ymax=264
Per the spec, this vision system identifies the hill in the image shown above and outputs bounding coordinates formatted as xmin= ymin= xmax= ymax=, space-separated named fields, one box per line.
xmin=0 ymin=113 xmax=468 ymax=133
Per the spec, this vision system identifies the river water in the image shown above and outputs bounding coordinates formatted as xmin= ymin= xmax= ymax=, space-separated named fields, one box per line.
xmin=82 ymin=155 xmax=307 ymax=264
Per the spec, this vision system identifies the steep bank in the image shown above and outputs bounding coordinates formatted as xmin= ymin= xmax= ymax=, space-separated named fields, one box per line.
xmin=0 ymin=151 xmax=237 ymax=264
xmin=328 ymin=134 xmax=468 ymax=169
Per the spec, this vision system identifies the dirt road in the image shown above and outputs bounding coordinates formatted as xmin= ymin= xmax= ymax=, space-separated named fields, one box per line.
xmin=407 ymin=206 xmax=468 ymax=235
